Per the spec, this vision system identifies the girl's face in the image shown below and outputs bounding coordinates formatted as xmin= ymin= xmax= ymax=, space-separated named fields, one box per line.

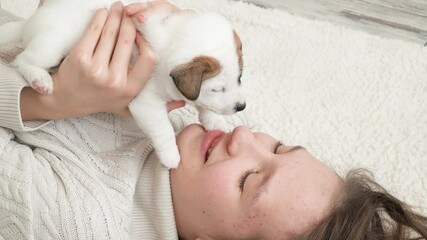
xmin=170 ymin=124 xmax=342 ymax=240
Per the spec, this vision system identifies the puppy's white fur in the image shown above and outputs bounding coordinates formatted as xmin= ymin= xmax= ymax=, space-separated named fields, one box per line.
xmin=0 ymin=0 xmax=245 ymax=168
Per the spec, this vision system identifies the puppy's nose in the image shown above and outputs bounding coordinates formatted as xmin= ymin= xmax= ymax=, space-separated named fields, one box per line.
xmin=235 ymin=102 xmax=246 ymax=112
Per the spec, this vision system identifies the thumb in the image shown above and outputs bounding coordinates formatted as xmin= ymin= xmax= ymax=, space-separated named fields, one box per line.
xmin=167 ymin=101 xmax=186 ymax=112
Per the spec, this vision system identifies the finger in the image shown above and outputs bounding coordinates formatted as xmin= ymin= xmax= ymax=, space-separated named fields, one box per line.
xmin=125 ymin=1 xmax=179 ymax=23
xmin=135 ymin=33 xmax=148 ymax=54
xmin=73 ymin=8 xmax=108 ymax=55
xmin=93 ymin=1 xmax=124 ymax=65
xmin=124 ymin=1 xmax=168 ymax=15
xmin=110 ymin=13 xmax=136 ymax=73
xmin=126 ymin=34 xmax=157 ymax=93
xmin=167 ymin=101 xmax=186 ymax=112
xmin=117 ymin=107 xmax=132 ymax=116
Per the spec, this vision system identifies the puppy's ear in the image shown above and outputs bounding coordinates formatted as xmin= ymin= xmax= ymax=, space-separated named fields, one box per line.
xmin=233 ymin=30 xmax=243 ymax=69
xmin=170 ymin=56 xmax=221 ymax=100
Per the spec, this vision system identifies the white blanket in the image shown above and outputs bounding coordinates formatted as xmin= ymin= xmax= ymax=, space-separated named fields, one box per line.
xmin=3 ymin=0 xmax=426 ymax=214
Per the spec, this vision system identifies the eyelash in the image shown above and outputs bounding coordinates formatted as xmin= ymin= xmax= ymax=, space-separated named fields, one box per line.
xmin=239 ymin=169 xmax=255 ymax=192
xmin=239 ymin=141 xmax=283 ymax=193
xmin=274 ymin=141 xmax=283 ymax=154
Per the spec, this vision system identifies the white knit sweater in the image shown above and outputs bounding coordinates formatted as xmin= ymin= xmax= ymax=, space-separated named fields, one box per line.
xmin=0 ymin=8 xmax=181 ymax=240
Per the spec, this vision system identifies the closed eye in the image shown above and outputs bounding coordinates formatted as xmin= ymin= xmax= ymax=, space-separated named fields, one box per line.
xmin=239 ymin=169 xmax=255 ymax=193
xmin=239 ymin=141 xmax=282 ymax=193
xmin=212 ymin=87 xmax=225 ymax=93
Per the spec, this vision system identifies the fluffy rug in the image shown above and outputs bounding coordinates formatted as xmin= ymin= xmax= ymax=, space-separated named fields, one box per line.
xmin=3 ymin=0 xmax=426 ymax=213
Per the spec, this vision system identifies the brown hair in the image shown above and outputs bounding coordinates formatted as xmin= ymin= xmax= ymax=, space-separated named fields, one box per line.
xmin=300 ymin=169 xmax=427 ymax=240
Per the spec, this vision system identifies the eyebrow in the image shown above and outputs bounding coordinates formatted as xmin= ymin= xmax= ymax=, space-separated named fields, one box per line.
xmin=286 ymin=145 xmax=305 ymax=153
xmin=248 ymin=145 xmax=305 ymax=206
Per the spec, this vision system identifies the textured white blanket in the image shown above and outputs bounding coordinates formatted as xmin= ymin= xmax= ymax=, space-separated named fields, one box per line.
xmin=3 ymin=0 xmax=426 ymax=214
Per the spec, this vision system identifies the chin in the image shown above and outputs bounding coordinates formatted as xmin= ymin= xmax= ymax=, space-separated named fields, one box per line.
xmin=176 ymin=124 xmax=205 ymax=163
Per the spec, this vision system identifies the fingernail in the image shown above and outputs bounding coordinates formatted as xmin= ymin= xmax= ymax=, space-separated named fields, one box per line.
xmin=137 ymin=14 xmax=145 ymax=23
xmin=113 ymin=1 xmax=123 ymax=7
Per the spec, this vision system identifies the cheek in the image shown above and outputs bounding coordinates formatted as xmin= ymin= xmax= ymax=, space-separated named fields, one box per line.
xmin=195 ymin=168 xmax=250 ymax=235
xmin=194 ymin=167 xmax=239 ymax=214
xmin=233 ymin=207 xmax=266 ymax=236
xmin=199 ymin=168 xmax=236 ymax=199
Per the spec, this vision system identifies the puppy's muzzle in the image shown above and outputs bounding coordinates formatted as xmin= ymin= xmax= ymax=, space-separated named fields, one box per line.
xmin=235 ymin=102 xmax=246 ymax=112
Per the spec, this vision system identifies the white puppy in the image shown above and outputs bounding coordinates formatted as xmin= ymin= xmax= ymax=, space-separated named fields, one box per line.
xmin=0 ymin=0 xmax=245 ymax=168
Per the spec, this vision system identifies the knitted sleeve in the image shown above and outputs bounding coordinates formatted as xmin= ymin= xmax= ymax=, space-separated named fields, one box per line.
xmin=0 ymin=8 xmax=49 ymax=131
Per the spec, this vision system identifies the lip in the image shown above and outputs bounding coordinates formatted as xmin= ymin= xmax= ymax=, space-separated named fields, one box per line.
xmin=201 ymin=130 xmax=225 ymax=163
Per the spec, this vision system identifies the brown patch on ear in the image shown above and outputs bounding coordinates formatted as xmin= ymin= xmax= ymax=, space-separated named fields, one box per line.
xmin=170 ymin=56 xmax=221 ymax=101
xmin=233 ymin=31 xmax=243 ymax=69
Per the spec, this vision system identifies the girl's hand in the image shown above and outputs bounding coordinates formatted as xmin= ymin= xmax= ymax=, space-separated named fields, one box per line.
xmin=21 ymin=1 xmax=184 ymax=121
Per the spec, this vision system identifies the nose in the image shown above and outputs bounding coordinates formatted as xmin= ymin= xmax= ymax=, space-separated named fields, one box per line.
xmin=235 ymin=102 xmax=246 ymax=112
xmin=227 ymin=126 xmax=252 ymax=156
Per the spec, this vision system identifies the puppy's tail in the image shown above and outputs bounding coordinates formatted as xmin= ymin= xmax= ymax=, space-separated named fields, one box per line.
xmin=0 ymin=21 xmax=25 ymax=44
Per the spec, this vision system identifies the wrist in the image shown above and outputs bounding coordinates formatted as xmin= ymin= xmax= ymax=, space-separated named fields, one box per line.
xmin=20 ymin=87 xmax=54 ymax=121
xmin=20 ymin=86 xmax=93 ymax=121
xmin=20 ymin=84 xmax=73 ymax=121
xmin=20 ymin=72 xmax=96 ymax=121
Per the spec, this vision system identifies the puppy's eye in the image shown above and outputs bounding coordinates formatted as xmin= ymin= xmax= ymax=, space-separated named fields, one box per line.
xmin=238 ymin=72 xmax=242 ymax=85
xmin=212 ymin=87 xmax=225 ymax=93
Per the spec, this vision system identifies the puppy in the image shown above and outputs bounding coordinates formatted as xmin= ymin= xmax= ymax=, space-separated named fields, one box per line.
xmin=0 ymin=0 xmax=245 ymax=168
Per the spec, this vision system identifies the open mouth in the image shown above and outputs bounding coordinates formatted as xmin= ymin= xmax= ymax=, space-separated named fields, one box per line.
xmin=201 ymin=130 xmax=225 ymax=163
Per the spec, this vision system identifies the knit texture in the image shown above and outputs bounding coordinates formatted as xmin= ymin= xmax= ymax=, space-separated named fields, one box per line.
xmin=0 ymin=112 xmax=158 ymax=239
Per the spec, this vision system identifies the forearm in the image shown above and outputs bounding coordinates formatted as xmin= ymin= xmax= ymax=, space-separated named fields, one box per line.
xmin=0 ymin=64 xmax=30 ymax=129
xmin=0 ymin=67 xmax=66 ymax=123
xmin=20 ymin=87 xmax=57 ymax=121
xmin=20 ymin=82 xmax=95 ymax=121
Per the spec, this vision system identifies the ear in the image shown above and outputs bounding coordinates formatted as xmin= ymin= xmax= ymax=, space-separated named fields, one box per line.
xmin=170 ymin=56 xmax=221 ymax=101
xmin=233 ymin=30 xmax=243 ymax=69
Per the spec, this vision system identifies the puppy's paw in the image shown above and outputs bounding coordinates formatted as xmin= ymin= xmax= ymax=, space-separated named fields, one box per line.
xmin=20 ymin=65 xmax=53 ymax=95
xmin=201 ymin=115 xmax=229 ymax=132
xmin=157 ymin=147 xmax=181 ymax=169
xmin=30 ymin=78 xmax=53 ymax=95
